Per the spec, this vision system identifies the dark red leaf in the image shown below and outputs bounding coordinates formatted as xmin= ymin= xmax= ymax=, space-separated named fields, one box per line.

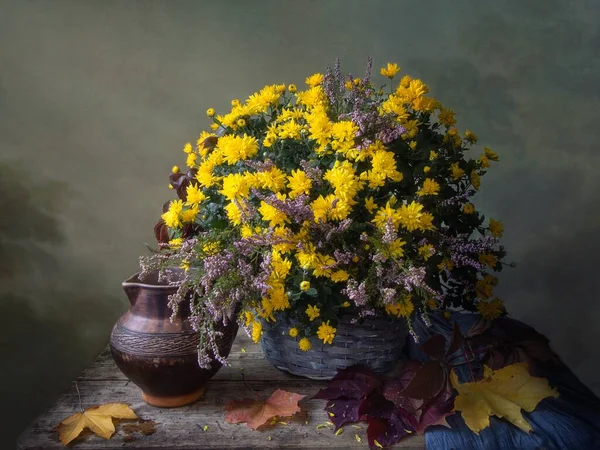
xmin=313 ymin=379 xmax=374 ymax=401
xmin=331 ymin=365 xmax=382 ymax=392
xmin=382 ymin=360 xmax=424 ymax=418
xmin=360 ymin=393 xmax=415 ymax=449
xmin=366 ymin=418 xmax=414 ymax=449
xmin=421 ymin=334 xmax=447 ymax=360
xmin=447 ymin=322 xmax=464 ymax=355
xmin=325 ymin=399 xmax=361 ymax=429
xmin=414 ymin=383 xmax=455 ymax=433
xmin=469 ymin=317 xmax=560 ymax=375
xmin=154 ymin=219 xmax=170 ymax=244
xmin=401 ymin=361 xmax=447 ymax=401
xmin=202 ymin=136 xmax=219 ymax=150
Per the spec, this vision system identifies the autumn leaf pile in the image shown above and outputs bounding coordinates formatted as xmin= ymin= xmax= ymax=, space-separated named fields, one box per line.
xmin=315 ymin=318 xmax=560 ymax=449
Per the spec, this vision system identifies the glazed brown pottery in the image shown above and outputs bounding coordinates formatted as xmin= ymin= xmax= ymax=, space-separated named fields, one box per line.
xmin=110 ymin=269 xmax=238 ymax=407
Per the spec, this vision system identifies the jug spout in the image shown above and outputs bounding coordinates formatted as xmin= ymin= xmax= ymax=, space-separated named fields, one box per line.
xmin=122 ymin=269 xmax=184 ymax=307
xmin=122 ymin=273 xmax=142 ymax=306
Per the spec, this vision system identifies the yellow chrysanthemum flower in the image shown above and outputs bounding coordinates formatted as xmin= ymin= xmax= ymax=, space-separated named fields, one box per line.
xmin=450 ymin=162 xmax=465 ymax=181
xmin=289 ymin=328 xmax=299 ymax=338
xmin=470 ymin=171 xmax=481 ymax=190
xmin=206 ymin=108 xmax=215 ymax=117
xmin=364 ymin=196 xmax=377 ymax=214
xmin=306 ymin=304 xmax=320 ymax=321
xmin=243 ymin=311 xmax=255 ymax=326
xmin=396 ymin=202 xmax=426 ymax=232
xmin=161 ymin=199 xmax=184 ymax=229
xmin=287 ymin=169 xmax=312 ymax=198
xmin=380 ymin=62 xmax=401 ymax=79
xmin=372 ymin=201 xmax=401 ymax=231
xmin=312 ymin=253 xmax=337 ymax=278
xmin=417 ymin=178 xmax=440 ymax=196
xmin=418 ymin=244 xmax=435 ymax=261
xmin=185 ymin=184 xmax=206 ymax=207
xmin=277 ymin=119 xmax=302 ymax=140
xmin=479 ymin=253 xmax=498 ymax=269
xmin=168 ymin=238 xmax=183 ymax=249
xmin=477 ymin=298 xmax=504 ymax=320
xmin=463 ymin=203 xmax=475 ymax=214
xmin=251 ymin=321 xmax=262 ymax=343
xmin=330 ymin=270 xmax=349 ymax=283
xmin=438 ymin=258 xmax=455 ymax=272
xmin=484 ymin=147 xmax=499 ymax=161
xmin=298 ymin=337 xmax=312 ymax=351
xmin=464 ymin=130 xmax=478 ymax=144
xmin=437 ymin=107 xmax=456 ymax=127
xmin=300 ymin=281 xmax=311 ymax=291
xmin=220 ymin=173 xmax=251 ymax=201
xmin=371 ymin=150 xmax=404 ymax=183
xmin=183 ymin=142 xmax=193 ymax=154
xmin=386 ymin=238 xmax=406 ymax=258
xmin=489 ymin=218 xmax=504 ymax=238
xmin=181 ymin=206 xmax=199 ymax=224
xmin=267 ymin=285 xmax=290 ymax=311
xmin=224 ymin=201 xmax=243 ymax=226
xmin=297 ymin=86 xmax=327 ymax=110
xmin=385 ymin=297 xmax=414 ymax=318
xmin=317 ymin=321 xmax=337 ymax=345
xmin=217 ymin=134 xmax=258 ymax=166
xmin=475 ymin=275 xmax=498 ymax=300
xmin=288 ymin=84 xmax=297 ymax=93
xmin=305 ymin=73 xmax=324 ymax=87
xmin=259 ymin=201 xmax=289 ymax=228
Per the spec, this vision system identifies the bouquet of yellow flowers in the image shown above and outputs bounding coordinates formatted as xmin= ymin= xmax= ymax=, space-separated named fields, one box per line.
xmin=141 ymin=58 xmax=507 ymax=368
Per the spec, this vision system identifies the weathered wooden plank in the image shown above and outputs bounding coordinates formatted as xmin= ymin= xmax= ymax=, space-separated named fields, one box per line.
xmin=17 ymin=332 xmax=425 ymax=449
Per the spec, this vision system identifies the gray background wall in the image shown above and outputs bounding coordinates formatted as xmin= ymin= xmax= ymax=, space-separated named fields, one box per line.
xmin=1 ymin=1 xmax=599 ymax=447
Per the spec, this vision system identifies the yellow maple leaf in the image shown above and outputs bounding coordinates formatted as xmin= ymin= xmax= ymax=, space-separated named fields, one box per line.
xmin=55 ymin=402 xmax=138 ymax=445
xmin=451 ymin=362 xmax=559 ymax=434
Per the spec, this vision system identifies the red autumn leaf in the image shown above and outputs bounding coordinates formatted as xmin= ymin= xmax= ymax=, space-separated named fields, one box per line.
xmin=382 ymin=361 xmax=424 ymax=418
xmin=224 ymin=389 xmax=305 ymax=429
xmin=401 ymin=361 xmax=447 ymax=400
xmin=414 ymin=383 xmax=455 ymax=433
xmin=359 ymin=393 xmax=415 ymax=449
xmin=325 ymin=398 xmax=362 ymax=429
xmin=313 ymin=365 xmax=381 ymax=402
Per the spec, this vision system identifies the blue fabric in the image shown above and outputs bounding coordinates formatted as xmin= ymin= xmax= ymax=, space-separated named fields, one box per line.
xmin=406 ymin=312 xmax=600 ymax=450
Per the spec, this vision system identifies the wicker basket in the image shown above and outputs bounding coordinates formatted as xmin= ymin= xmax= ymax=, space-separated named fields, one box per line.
xmin=260 ymin=314 xmax=409 ymax=380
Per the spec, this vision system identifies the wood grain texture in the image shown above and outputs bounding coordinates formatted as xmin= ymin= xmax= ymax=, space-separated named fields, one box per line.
xmin=17 ymin=333 xmax=426 ymax=449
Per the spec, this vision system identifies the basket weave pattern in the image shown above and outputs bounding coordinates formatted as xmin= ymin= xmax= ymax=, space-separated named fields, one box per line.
xmin=261 ymin=315 xmax=409 ymax=380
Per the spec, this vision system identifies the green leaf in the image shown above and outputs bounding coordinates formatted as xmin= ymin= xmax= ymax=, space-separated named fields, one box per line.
xmin=305 ymin=288 xmax=318 ymax=297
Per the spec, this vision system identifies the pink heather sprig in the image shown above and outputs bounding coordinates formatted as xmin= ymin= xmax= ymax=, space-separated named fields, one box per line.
xmin=381 ymin=287 xmax=397 ymax=305
xmin=343 ymin=278 xmax=369 ymax=307
xmin=244 ymin=159 xmax=275 ymax=171
xmin=382 ymin=219 xmax=397 ymax=244
xmin=333 ymin=249 xmax=355 ymax=265
xmin=440 ymin=189 xmax=476 ymax=206
xmin=299 ymin=160 xmax=323 ymax=185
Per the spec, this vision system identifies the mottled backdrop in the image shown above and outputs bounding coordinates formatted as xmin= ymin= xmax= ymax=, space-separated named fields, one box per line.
xmin=1 ymin=0 xmax=599 ymax=447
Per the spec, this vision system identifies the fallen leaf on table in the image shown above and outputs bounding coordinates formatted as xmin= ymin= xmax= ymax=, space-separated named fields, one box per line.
xmin=451 ymin=362 xmax=559 ymax=434
xmin=55 ymin=402 xmax=138 ymax=445
xmin=224 ymin=389 xmax=305 ymax=429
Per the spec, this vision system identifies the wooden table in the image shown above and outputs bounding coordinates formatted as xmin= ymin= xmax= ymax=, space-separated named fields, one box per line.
xmin=17 ymin=334 xmax=425 ymax=449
